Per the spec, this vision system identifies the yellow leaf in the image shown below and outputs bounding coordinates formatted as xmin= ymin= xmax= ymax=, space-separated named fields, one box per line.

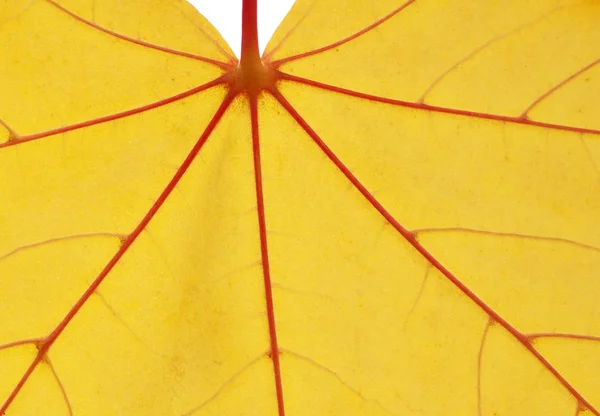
xmin=1 ymin=0 xmax=599 ymax=415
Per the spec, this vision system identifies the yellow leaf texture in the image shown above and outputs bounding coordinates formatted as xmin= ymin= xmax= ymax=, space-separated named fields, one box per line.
xmin=1 ymin=0 xmax=599 ymax=415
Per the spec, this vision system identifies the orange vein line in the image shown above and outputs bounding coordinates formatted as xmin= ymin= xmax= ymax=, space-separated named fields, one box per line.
xmin=528 ymin=333 xmax=600 ymax=342
xmin=418 ymin=6 xmax=565 ymax=104
xmin=403 ymin=264 xmax=430 ymax=330
xmin=520 ymin=58 xmax=600 ymax=117
xmin=0 ymin=76 xmax=226 ymax=149
xmin=0 ymin=91 xmax=236 ymax=415
xmin=418 ymin=36 xmax=504 ymax=103
xmin=180 ymin=353 xmax=267 ymax=416
xmin=477 ymin=319 xmax=493 ymax=416
xmin=249 ymin=94 xmax=285 ymax=416
xmin=281 ymin=348 xmax=398 ymax=415
xmin=270 ymin=87 xmax=600 ymax=416
xmin=412 ymin=227 xmax=600 ymax=253
xmin=171 ymin=2 xmax=237 ymax=63
xmin=0 ymin=118 xmax=17 ymax=139
xmin=0 ymin=339 xmax=41 ymax=352
xmin=262 ymin=0 xmax=318 ymax=62
xmin=278 ymin=71 xmax=600 ymax=136
xmin=0 ymin=233 xmax=125 ymax=262
xmin=46 ymin=358 xmax=73 ymax=416
xmin=270 ymin=0 xmax=415 ymax=67
xmin=580 ymin=137 xmax=600 ymax=185
xmin=45 ymin=0 xmax=234 ymax=69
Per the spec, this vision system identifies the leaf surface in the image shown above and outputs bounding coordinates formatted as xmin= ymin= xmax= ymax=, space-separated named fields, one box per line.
xmin=1 ymin=0 xmax=599 ymax=415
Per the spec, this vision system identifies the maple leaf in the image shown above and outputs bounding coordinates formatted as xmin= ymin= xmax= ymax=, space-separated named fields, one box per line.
xmin=0 ymin=0 xmax=599 ymax=415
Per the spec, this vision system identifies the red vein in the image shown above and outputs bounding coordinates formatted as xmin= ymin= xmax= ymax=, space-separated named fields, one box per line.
xmin=520 ymin=58 xmax=600 ymax=118
xmin=580 ymin=137 xmax=600 ymax=185
xmin=0 ymin=76 xmax=226 ymax=149
xmin=402 ymin=264 xmax=430 ymax=330
xmin=94 ymin=291 xmax=163 ymax=357
xmin=418 ymin=6 xmax=565 ymax=104
xmin=270 ymin=88 xmax=600 ymax=416
xmin=0 ymin=233 xmax=125 ymax=262
xmin=419 ymin=35 xmax=507 ymax=104
xmin=249 ymin=94 xmax=285 ymax=416
xmin=270 ymin=0 xmax=415 ymax=67
xmin=412 ymin=227 xmax=600 ymax=254
xmin=170 ymin=2 xmax=237 ymax=63
xmin=262 ymin=0 xmax=318 ymax=62
xmin=477 ymin=319 xmax=493 ymax=416
xmin=180 ymin=353 xmax=266 ymax=416
xmin=45 ymin=0 xmax=234 ymax=69
xmin=277 ymin=71 xmax=600 ymax=136
xmin=0 ymin=339 xmax=42 ymax=352
xmin=281 ymin=348 xmax=398 ymax=415
xmin=528 ymin=333 xmax=600 ymax=342
xmin=0 ymin=1 xmax=35 ymax=27
xmin=0 ymin=91 xmax=235 ymax=415
xmin=208 ymin=260 xmax=262 ymax=286
xmin=0 ymin=118 xmax=17 ymax=139
xmin=46 ymin=357 xmax=73 ymax=416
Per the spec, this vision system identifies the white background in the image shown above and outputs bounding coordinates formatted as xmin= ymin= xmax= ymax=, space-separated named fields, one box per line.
xmin=188 ymin=0 xmax=296 ymax=57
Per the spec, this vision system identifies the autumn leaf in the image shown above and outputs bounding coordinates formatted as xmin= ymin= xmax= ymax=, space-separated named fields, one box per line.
xmin=1 ymin=0 xmax=599 ymax=415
